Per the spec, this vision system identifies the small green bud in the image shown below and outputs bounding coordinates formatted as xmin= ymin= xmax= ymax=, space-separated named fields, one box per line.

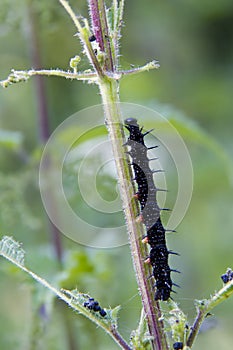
xmin=97 ymin=51 xmax=106 ymax=66
xmin=69 ymin=56 xmax=81 ymax=72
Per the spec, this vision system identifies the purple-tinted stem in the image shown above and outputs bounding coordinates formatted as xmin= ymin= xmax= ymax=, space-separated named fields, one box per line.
xmin=97 ymin=0 xmax=114 ymax=71
xmin=88 ymin=0 xmax=114 ymax=71
xmin=88 ymin=0 xmax=105 ymax=51
xmin=27 ymin=3 xmax=63 ymax=265
xmin=111 ymin=326 xmax=132 ymax=350
xmin=88 ymin=2 xmax=166 ymax=348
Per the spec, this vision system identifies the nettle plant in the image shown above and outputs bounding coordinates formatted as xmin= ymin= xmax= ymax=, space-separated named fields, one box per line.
xmin=1 ymin=1 xmax=233 ymax=349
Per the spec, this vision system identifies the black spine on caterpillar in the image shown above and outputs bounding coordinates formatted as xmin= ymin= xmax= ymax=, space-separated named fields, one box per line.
xmin=124 ymin=117 xmax=177 ymax=301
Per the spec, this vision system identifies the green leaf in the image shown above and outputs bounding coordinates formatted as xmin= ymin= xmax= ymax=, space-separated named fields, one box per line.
xmin=130 ymin=308 xmax=153 ymax=350
xmin=0 ymin=236 xmax=127 ymax=350
xmin=0 ymin=236 xmax=25 ymax=265
xmin=62 ymin=289 xmax=120 ymax=327
xmin=166 ymin=300 xmax=189 ymax=347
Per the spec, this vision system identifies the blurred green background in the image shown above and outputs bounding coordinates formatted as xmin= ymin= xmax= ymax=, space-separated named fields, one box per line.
xmin=0 ymin=0 xmax=233 ymax=349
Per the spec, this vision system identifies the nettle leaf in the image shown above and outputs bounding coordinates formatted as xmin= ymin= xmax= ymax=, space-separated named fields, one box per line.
xmin=62 ymin=289 xmax=120 ymax=327
xmin=0 ymin=129 xmax=23 ymax=149
xmin=0 ymin=236 xmax=25 ymax=265
xmin=130 ymin=309 xmax=154 ymax=350
xmin=166 ymin=300 xmax=189 ymax=347
xmin=0 ymin=236 xmax=124 ymax=347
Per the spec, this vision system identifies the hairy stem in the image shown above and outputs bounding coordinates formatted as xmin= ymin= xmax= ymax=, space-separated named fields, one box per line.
xmin=89 ymin=0 xmax=105 ymax=51
xmin=86 ymin=1 xmax=168 ymax=348
xmin=59 ymin=0 xmax=104 ymax=77
xmin=0 ymin=61 xmax=159 ymax=88
xmin=186 ymin=308 xmax=204 ymax=348
xmin=98 ymin=77 xmax=169 ymax=350
xmin=88 ymin=0 xmax=114 ymax=71
xmin=97 ymin=0 xmax=114 ymax=70
xmin=187 ymin=280 xmax=233 ymax=347
xmin=111 ymin=326 xmax=132 ymax=350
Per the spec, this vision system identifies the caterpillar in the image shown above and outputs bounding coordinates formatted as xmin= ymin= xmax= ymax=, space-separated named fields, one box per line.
xmin=124 ymin=117 xmax=178 ymax=301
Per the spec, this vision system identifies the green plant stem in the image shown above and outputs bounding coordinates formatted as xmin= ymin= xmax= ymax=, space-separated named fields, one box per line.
xmin=59 ymin=0 xmax=104 ymax=77
xmin=0 ymin=60 xmax=159 ymax=88
xmin=112 ymin=0 xmax=124 ymax=68
xmin=187 ymin=281 xmax=233 ymax=347
xmin=59 ymin=0 xmax=83 ymax=32
xmin=98 ymin=77 xmax=169 ymax=350
xmin=87 ymin=2 xmax=168 ymax=348
xmin=24 ymin=68 xmax=96 ymax=80
xmin=118 ymin=60 xmax=160 ymax=76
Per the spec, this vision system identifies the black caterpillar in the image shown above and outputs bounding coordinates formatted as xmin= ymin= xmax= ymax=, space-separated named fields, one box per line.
xmin=83 ymin=298 xmax=107 ymax=317
xmin=124 ymin=118 xmax=178 ymax=301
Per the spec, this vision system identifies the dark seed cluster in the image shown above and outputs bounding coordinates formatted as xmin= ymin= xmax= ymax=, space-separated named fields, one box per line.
xmin=173 ymin=342 xmax=183 ymax=350
xmin=83 ymin=298 xmax=107 ymax=317
xmin=221 ymin=268 xmax=233 ymax=284
xmin=124 ymin=117 xmax=178 ymax=301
